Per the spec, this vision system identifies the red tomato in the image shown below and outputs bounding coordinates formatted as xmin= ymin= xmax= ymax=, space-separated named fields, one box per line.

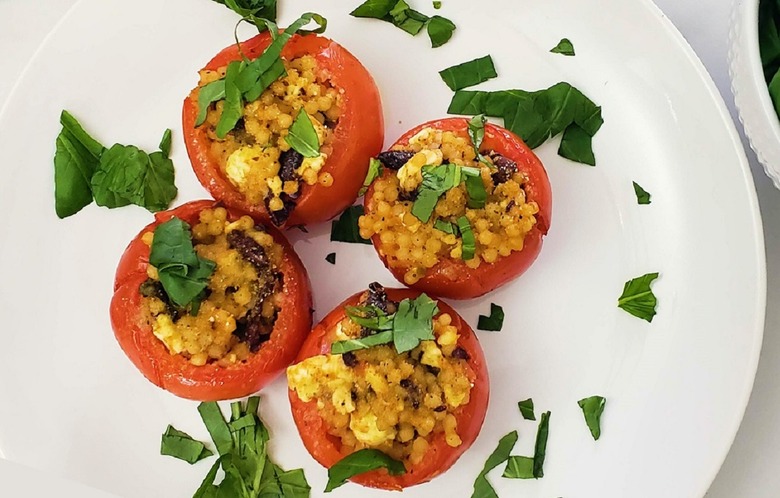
xmin=364 ymin=118 xmax=552 ymax=299
xmin=288 ymin=288 xmax=489 ymax=490
xmin=182 ymin=32 xmax=384 ymax=228
xmin=111 ymin=200 xmax=312 ymax=401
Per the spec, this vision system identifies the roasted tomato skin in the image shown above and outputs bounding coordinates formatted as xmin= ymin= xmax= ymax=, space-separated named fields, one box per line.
xmin=111 ymin=200 xmax=312 ymax=401
xmin=287 ymin=288 xmax=489 ymax=490
xmin=182 ymin=32 xmax=384 ymax=229
xmin=364 ymin=118 xmax=553 ymax=299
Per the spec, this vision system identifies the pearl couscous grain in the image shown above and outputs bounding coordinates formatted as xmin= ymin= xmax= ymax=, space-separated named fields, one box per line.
xmin=141 ymin=208 xmax=283 ymax=367
xmin=359 ymin=127 xmax=539 ymax=285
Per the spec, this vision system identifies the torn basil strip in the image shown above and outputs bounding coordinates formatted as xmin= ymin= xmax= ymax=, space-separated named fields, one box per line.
xmin=331 ymin=205 xmax=372 ymax=244
xmin=477 ymin=303 xmax=504 ymax=331
xmin=325 ymin=449 xmax=405 ymax=492
xmin=617 ymin=272 xmax=660 ymax=322
xmin=633 ymin=181 xmax=652 ymax=205
xmin=550 ymin=37 xmax=575 ymax=56
xmin=471 ymin=431 xmax=518 ymax=498
xmin=286 ymin=109 xmax=320 ymax=158
xmin=427 ymin=15 xmax=456 ymax=47
xmin=457 ymin=216 xmax=476 ymax=260
xmin=439 ymin=55 xmax=498 ymax=91
xmin=160 ymin=425 xmax=213 ymax=464
xmin=518 ymin=398 xmax=535 ymax=420
xmin=578 ymin=395 xmax=607 ymax=440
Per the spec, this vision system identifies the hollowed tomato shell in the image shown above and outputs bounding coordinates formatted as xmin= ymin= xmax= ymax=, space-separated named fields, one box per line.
xmin=287 ymin=287 xmax=489 ymax=490
xmin=111 ymin=200 xmax=312 ymax=401
xmin=364 ymin=118 xmax=553 ymax=299
xmin=182 ymin=32 xmax=384 ymax=228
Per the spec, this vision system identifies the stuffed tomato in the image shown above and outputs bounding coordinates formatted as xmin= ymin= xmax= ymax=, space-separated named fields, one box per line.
xmin=111 ymin=200 xmax=311 ymax=401
xmin=359 ymin=118 xmax=552 ymax=299
xmin=287 ymin=284 xmax=488 ymax=490
xmin=182 ymin=31 xmax=384 ymax=228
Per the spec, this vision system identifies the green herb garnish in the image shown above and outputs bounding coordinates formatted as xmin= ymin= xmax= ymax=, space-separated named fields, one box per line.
xmin=286 ymin=109 xmax=320 ymax=158
xmin=166 ymin=398 xmax=310 ymax=498
xmin=389 ymin=0 xmax=429 ymax=35
xmin=53 ymin=112 xmax=177 ymax=217
xmin=326 ymin=252 xmax=336 ymax=264
xmin=633 ymin=181 xmax=652 ymax=205
xmin=471 ymin=430 xmax=518 ymax=498
xmin=457 ymin=216 xmax=476 ymax=260
xmin=91 ymin=129 xmax=178 ymax=211
xmin=578 ymin=396 xmax=606 ymax=441
xmin=477 ymin=303 xmax=504 ymax=331
xmin=149 ymin=217 xmax=216 ymax=308
xmin=502 ymin=456 xmax=535 ymax=479
xmin=518 ymin=398 xmax=535 ymax=420
xmin=433 ymin=219 xmax=457 ymax=234
xmin=448 ymin=82 xmax=603 ymax=166
xmin=360 ymin=158 xmax=383 ymax=196
xmin=427 ymin=15 xmax=456 ymax=47
xmin=330 ymin=205 xmax=372 ymax=244
xmin=331 ymin=294 xmax=440 ymax=354
xmin=160 ymin=425 xmax=213 ymax=464
xmin=617 ymin=272 xmax=659 ymax=322
xmin=212 ymin=0 xmax=278 ymax=31
xmin=433 ymin=0 xmax=442 ymax=8
xmin=411 ymin=164 xmax=484 ymax=221
xmin=439 ymin=55 xmax=497 ymax=91
xmin=532 ymin=411 xmax=551 ymax=478
xmin=550 ymin=38 xmax=575 ymax=56
xmin=325 ymin=449 xmax=405 ymax=492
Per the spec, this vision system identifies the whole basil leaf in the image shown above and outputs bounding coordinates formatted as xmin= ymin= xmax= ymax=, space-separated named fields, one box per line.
xmin=392 ymin=294 xmax=438 ymax=354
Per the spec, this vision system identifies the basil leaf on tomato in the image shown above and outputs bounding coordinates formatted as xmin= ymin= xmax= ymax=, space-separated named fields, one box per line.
xmin=325 ymin=449 xmax=405 ymax=492
xmin=393 ymin=293 xmax=438 ymax=353
xmin=345 ymin=305 xmax=395 ymax=331
xmin=195 ymin=80 xmax=226 ymax=127
xmin=331 ymin=330 xmax=394 ymax=354
xmin=477 ymin=303 xmax=504 ymax=331
xmin=633 ymin=181 xmax=652 ymax=205
xmin=434 ymin=219 xmax=457 ymax=234
xmin=578 ymin=395 xmax=607 ymax=441
xmin=161 ymin=425 xmax=213 ymax=464
xmin=360 ymin=158 xmax=383 ymax=196
xmin=215 ymin=60 xmax=245 ymax=139
xmin=439 ymin=55 xmax=497 ymax=91
xmin=331 ymin=205 xmax=372 ymax=244
xmin=518 ymin=398 xmax=535 ymax=420
xmin=462 ymin=166 xmax=487 ymax=209
xmin=457 ymin=216 xmax=476 ymax=260
xmin=53 ymin=110 xmax=106 ymax=218
xmin=427 ymin=15 xmax=456 ymax=47
xmin=286 ymin=110 xmax=321 ymax=158
xmin=533 ymin=411 xmax=551 ymax=478
xmin=617 ymin=272 xmax=660 ymax=322
xmin=472 ymin=431 xmax=518 ymax=498
xmin=550 ymin=37 xmax=575 ymax=56
xmin=502 ymin=456 xmax=535 ymax=479
xmin=150 ymin=217 xmax=216 ymax=307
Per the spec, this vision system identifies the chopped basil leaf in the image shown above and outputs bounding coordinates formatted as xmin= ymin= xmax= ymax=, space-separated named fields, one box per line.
xmin=197 ymin=402 xmax=233 ymax=456
xmin=411 ymin=186 xmax=444 ymax=223
xmin=241 ymin=57 xmax=287 ymax=102
xmin=617 ymin=272 xmax=659 ymax=322
xmin=160 ymin=425 xmax=213 ymax=464
xmin=533 ymin=411 xmax=551 ymax=478
xmin=413 ymin=164 xmax=484 ymax=221
xmin=502 ymin=456 xmax=535 ymax=479
xmin=350 ymin=0 xmax=397 ymax=18
xmin=558 ymin=123 xmax=595 ymax=166
xmin=471 ymin=430 xmax=518 ymax=498
xmin=457 ymin=216 xmax=476 ymax=260
xmin=212 ymin=0 xmax=278 ymax=31
xmin=463 ymin=167 xmax=487 ymax=209
xmin=277 ymin=468 xmax=311 ymax=497
xmin=360 ymin=158 xmax=383 ymax=196
xmin=286 ymin=109 xmax=321 ymax=158
xmin=331 ymin=205 xmax=372 ymax=244
xmin=325 ymin=252 xmax=336 ymax=264
xmin=439 ymin=55 xmax=498 ymax=91
xmin=578 ymin=396 xmax=606 ymax=441
xmin=434 ymin=219 xmax=457 ymax=234
xmin=193 ymin=456 xmax=223 ymax=498
xmin=518 ymin=398 xmax=535 ymax=420
xmin=550 ymin=37 xmax=575 ymax=56
xmin=468 ymin=114 xmax=486 ymax=156
xmin=345 ymin=305 xmax=394 ymax=331
xmin=331 ymin=330 xmax=394 ymax=354
xmin=325 ymin=449 xmax=405 ymax=492
xmin=195 ymin=80 xmax=226 ymax=127
xmin=433 ymin=0 xmax=442 ymax=8
xmin=427 ymin=15 xmax=456 ymax=48
xmin=389 ymin=0 xmax=429 ymax=35
xmin=53 ymin=110 xmax=105 ymax=218
xmin=477 ymin=303 xmax=504 ymax=331
xmin=150 ymin=217 xmax=216 ymax=307
xmin=633 ymin=181 xmax=652 ymax=205
xmin=393 ymin=293 xmax=438 ymax=353
xmin=448 ymin=82 xmax=603 ymax=165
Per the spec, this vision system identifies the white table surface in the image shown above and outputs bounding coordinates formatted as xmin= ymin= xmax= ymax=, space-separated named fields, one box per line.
xmin=1 ymin=0 xmax=777 ymax=496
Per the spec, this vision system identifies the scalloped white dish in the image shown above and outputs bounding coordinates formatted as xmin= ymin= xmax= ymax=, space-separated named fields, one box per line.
xmin=0 ymin=0 xmax=765 ymax=497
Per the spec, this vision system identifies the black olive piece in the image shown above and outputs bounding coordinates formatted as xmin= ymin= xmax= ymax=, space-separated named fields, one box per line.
xmin=398 ymin=189 xmax=419 ymax=202
xmin=377 ymin=150 xmax=415 ymax=170
xmin=433 ymin=405 xmax=447 ymax=412
xmin=487 ymin=151 xmax=518 ymax=185
xmin=342 ymin=351 xmax=358 ymax=368
xmin=451 ymin=347 xmax=471 ymax=361
xmin=425 ymin=365 xmax=441 ymax=376
xmin=279 ymin=149 xmax=303 ymax=182
xmin=227 ymin=230 xmax=269 ymax=272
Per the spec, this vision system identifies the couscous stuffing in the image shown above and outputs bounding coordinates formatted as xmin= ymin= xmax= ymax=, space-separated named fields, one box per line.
xmin=197 ymin=55 xmax=341 ymax=225
xmin=359 ymin=127 xmax=539 ymax=285
xmin=140 ymin=207 xmax=284 ymax=366
xmin=287 ymin=284 xmax=474 ymax=464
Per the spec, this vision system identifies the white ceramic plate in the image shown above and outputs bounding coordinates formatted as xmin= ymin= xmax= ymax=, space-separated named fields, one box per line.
xmin=0 ymin=0 xmax=765 ymax=497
